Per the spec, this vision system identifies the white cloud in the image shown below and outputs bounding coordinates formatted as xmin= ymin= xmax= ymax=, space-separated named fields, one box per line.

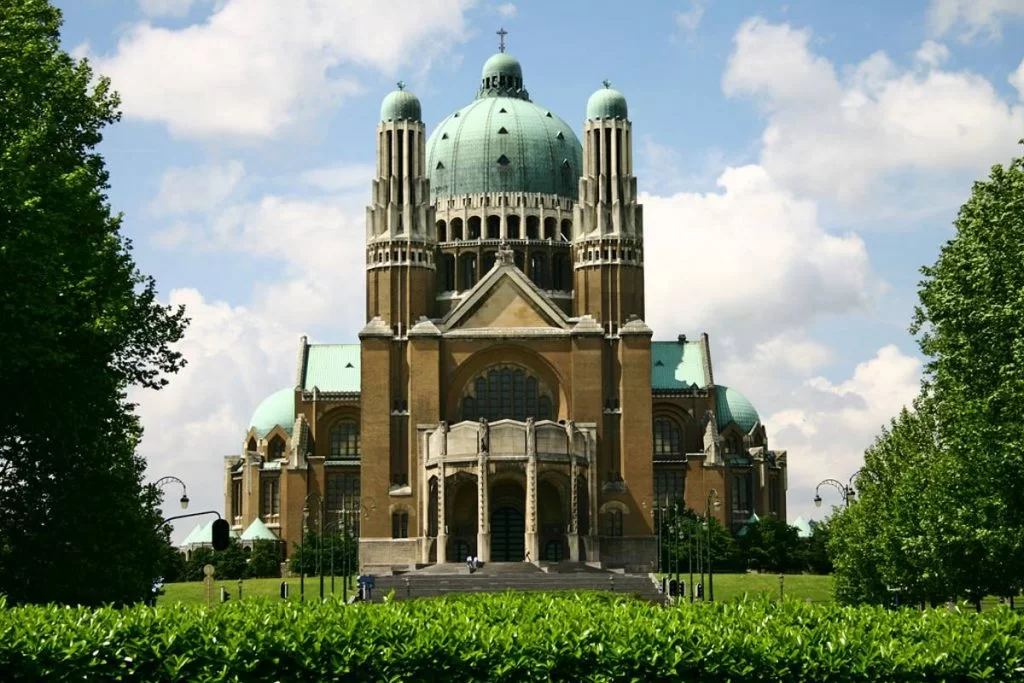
xmin=642 ymin=164 xmax=879 ymax=344
xmin=913 ymin=40 xmax=950 ymax=68
xmin=723 ymin=18 xmax=1024 ymax=204
xmin=87 ymin=0 xmax=473 ymax=140
xmin=1011 ymin=58 xmax=1024 ymax=99
xmin=151 ymin=161 xmax=246 ymax=215
xmin=928 ymin=0 xmax=1024 ymax=41
xmin=496 ymin=3 xmax=517 ymax=18
xmin=138 ymin=0 xmax=212 ymax=18
xmin=676 ymin=0 xmax=705 ymax=38
xmin=299 ymin=163 xmax=377 ymax=192
xmin=151 ymin=221 xmax=196 ymax=248
xmin=765 ymin=345 xmax=922 ymax=519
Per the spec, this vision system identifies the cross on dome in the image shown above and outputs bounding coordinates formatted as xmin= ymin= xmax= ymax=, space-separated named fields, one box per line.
xmin=397 ymin=80 xmax=405 ymax=91
xmin=497 ymin=27 xmax=508 ymax=52
xmin=603 ymin=79 xmax=611 ymax=88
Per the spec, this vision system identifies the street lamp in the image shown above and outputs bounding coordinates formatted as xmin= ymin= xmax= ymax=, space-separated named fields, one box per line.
xmin=302 ymin=491 xmax=325 ymax=602
xmin=705 ymin=488 xmax=721 ymax=602
xmin=814 ymin=469 xmax=862 ymax=509
xmin=154 ymin=476 xmax=189 ymax=510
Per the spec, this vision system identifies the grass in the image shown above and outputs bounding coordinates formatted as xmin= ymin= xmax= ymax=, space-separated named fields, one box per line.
xmin=159 ymin=572 xmax=832 ymax=606
xmin=160 ymin=575 xmax=357 ymax=606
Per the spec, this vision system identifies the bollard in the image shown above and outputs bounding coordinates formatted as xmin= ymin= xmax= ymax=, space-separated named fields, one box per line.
xmin=220 ymin=586 xmax=230 ymax=603
xmin=405 ymin=577 xmax=411 ymax=598
xmin=779 ymin=574 xmax=785 ymax=602
xmin=280 ymin=582 xmax=289 ymax=600
xmin=609 ymin=575 xmax=615 ymax=592
xmin=237 ymin=578 xmax=243 ymax=601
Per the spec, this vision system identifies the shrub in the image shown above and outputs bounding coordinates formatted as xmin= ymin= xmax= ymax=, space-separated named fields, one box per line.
xmin=1 ymin=593 xmax=1023 ymax=681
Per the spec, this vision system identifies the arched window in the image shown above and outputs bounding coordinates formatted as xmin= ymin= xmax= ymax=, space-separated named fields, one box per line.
xmin=486 ymin=215 xmax=501 ymax=239
xmin=461 ymin=365 xmax=554 ymax=421
xmin=268 ymin=435 xmax=286 ymax=460
xmin=482 ymin=251 xmax=497 ymax=273
xmin=602 ymin=509 xmax=623 ymax=537
xmin=530 ymin=253 xmax=548 ymax=289
xmin=552 ymin=253 xmax=570 ymax=290
xmin=460 ymin=254 xmax=477 ymax=290
xmin=468 ymin=216 xmax=481 ymax=239
xmin=507 ymin=215 xmax=521 ymax=239
xmin=391 ymin=511 xmax=409 ymax=539
xmin=724 ymin=433 xmax=743 ymax=455
xmin=526 ymin=215 xmax=540 ymax=239
xmin=653 ymin=418 xmax=681 ymax=459
xmin=437 ymin=220 xmax=447 ymax=242
xmin=441 ymin=254 xmax=455 ymax=291
xmin=560 ymin=219 xmax=572 ymax=241
xmin=329 ymin=422 xmax=360 ymax=460
xmin=543 ymin=217 xmax=557 ymax=240
xmin=451 ymin=217 xmax=464 ymax=240
xmin=247 ymin=437 xmax=257 ymax=453
xmin=731 ymin=471 xmax=753 ymax=520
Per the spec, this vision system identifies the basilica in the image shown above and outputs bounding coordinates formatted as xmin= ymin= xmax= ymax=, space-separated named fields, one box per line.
xmin=224 ymin=44 xmax=788 ymax=573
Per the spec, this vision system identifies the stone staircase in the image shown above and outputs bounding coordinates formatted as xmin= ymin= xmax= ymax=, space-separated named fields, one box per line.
xmin=366 ymin=562 xmax=665 ymax=604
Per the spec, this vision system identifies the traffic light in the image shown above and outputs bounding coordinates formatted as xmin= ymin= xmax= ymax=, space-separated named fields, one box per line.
xmin=211 ymin=518 xmax=231 ymax=551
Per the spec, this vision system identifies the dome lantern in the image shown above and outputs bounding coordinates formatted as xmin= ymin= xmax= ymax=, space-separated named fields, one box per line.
xmin=380 ymin=81 xmax=422 ymax=122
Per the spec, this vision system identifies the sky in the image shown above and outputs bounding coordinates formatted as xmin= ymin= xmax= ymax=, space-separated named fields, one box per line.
xmin=53 ymin=0 xmax=1024 ymax=539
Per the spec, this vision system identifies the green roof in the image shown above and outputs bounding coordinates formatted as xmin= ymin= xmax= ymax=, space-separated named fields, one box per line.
xmin=715 ymin=385 xmax=760 ymax=433
xmin=426 ymin=54 xmax=582 ymax=201
xmin=651 ymin=341 xmax=707 ymax=390
xmin=380 ymin=84 xmax=421 ymax=122
xmin=179 ymin=522 xmax=205 ymax=548
xmin=240 ymin=517 xmax=280 ymax=542
xmin=249 ymin=387 xmax=294 ymax=437
xmin=791 ymin=516 xmax=813 ymax=539
xmin=586 ymin=83 xmax=628 ymax=120
xmin=304 ymin=344 xmax=361 ymax=393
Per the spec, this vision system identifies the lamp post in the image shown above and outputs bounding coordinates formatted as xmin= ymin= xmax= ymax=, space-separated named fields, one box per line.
xmin=705 ymin=487 xmax=721 ymax=602
xmin=813 ymin=469 xmax=862 ymax=509
xmin=154 ymin=476 xmax=190 ymax=510
xmin=303 ymin=491 xmax=325 ymax=602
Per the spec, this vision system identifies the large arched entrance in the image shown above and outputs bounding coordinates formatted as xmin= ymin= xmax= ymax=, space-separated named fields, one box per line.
xmin=446 ymin=474 xmax=478 ymax=560
xmin=490 ymin=480 xmax=525 ymax=562
xmin=538 ymin=477 xmax=567 ymax=562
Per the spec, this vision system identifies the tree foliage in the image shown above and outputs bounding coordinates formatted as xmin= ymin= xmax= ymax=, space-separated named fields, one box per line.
xmin=246 ymin=540 xmax=283 ymax=579
xmin=0 ymin=0 xmax=188 ymax=605
xmin=830 ymin=144 xmax=1024 ymax=606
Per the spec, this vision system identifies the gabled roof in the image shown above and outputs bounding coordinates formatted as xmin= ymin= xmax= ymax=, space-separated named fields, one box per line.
xmin=651 ymin=340 xmax=707 ymax=390
xmin=735 ymin=512 xmax=761 ymax=537
xmin=791 ymin=516 xmax=813 ymax=539
xmin=240 ymin=517 xmax=280 ymax=542
xmin=302 ymin=343 xmax=360 ymax=393
xmin=442 ymin=255 xmax=570 ymax=333
xmin=178 ymin=522 xmax=205 ymax=548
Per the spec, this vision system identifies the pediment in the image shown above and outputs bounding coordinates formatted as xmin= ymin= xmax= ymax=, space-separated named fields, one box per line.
xmin=444 ymin=265 xmax=569 ymax=331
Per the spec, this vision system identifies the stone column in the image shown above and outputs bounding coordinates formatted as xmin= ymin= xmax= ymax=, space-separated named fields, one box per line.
xmin=525 ymin=418 xmax=539 ymax=563
xmin=436 ymin=461 xmax=447 ymax=564
xmin=567 ymin=452 xmax=580 ymax=561
xmin=476 ymin=419 xmax=490 ymax=562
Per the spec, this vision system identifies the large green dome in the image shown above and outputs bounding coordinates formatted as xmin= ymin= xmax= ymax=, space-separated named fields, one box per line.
xmin=715 ymin=385 xmax=761 ymax=434
xmin=426 ymin=53 xmax=582 ymax=201
xmin=249 ymin=387 xmax=294 ymax=437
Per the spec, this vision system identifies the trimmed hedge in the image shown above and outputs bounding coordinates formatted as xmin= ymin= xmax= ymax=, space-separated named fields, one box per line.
xmin=1 ymin=593 xmax=1023 ymax=681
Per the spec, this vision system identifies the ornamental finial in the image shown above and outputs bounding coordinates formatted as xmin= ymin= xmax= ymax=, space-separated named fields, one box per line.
xmin=603 ymin=79 xmax=611 ymax=88
xmin=397 ymin=80 xmax=405 ymax=91
xmin=497 ymin=27 xmax=508 ymax=52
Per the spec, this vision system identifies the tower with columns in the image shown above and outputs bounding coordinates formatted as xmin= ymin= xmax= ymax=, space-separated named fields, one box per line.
xmin=225 ymin=38 xmax=789 ymax=574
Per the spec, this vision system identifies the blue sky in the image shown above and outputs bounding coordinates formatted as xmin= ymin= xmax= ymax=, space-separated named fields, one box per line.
xmin=52 ymin=0 xmax=1024 ymax=534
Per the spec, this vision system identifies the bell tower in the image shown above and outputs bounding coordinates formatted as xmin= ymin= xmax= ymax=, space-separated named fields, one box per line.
xmin=366 ymin=82 xmax=436 ymax=329
xmin=573 ymin=81 xmax=644 ymax=329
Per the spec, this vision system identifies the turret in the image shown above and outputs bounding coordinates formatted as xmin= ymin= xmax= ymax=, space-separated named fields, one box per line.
xmin=573 ymin=81 xmax=645 ymax=328
xmin=366 ymin=82 xmax=436 ymax=329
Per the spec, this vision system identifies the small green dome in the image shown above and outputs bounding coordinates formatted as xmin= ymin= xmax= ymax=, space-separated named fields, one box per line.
xmin=715 ymin=385 xmax=760 ymax=434
xmin=380 ymin=83 xmax=421 ymax=122
xmin=587 ymin=82 xmax=628 ymax=120
xmin=249 ymin=387 xmax=294 ymax=437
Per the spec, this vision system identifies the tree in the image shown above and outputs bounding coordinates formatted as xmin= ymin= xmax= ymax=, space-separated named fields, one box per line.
xmin=795 ymin=519 xmax=832 ymax=575
xmin=738 ymin=516 xmax=802 ymax=573
xmin=910 ymin=144 xmax=1024 ymax=604
xmin=660 ymin=506 xmax=742 ymax=574
xmin=0 ymin=0 xmax=188 ymax=605
xmin=246 ymin=540 xmax=283 ymax=579
xmin=213 ymin=540 xmax=247 ymax=580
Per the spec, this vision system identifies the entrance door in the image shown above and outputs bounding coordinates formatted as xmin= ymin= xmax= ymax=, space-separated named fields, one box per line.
xmin=490 ymin=507 xmax=525 ymax=561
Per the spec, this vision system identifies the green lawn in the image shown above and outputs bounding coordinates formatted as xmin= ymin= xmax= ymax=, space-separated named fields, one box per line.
xmin=159 ymin=573 xmax=832 ymax=606
xmin=161 ymin=575 xmax=357 ymax=606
